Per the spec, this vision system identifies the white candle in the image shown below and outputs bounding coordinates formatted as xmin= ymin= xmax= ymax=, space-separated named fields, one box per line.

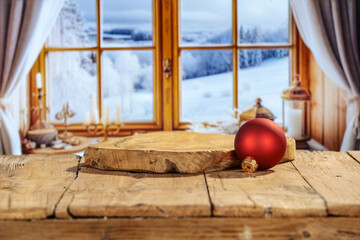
xmin=115 ymin=106 xmax=122 ymax=124
xmin=91 ymin=92 xmax=96 ymax=111
xmin=101 ymin=110 xmax=106 ymax=125
xmin=84 ymin=112 xmax=90 ymax=125
xmin=286 ymin=108 xmax=303 ymax=139
xmin=36 ymin=73 xmax=42 ymax=89
xmin=101 ymin=108 xmax=109 ymax=125
xmin=94 ymin=109 xmax=99 ymax=124
xmin=90 ymin=109 xmax=97 ymax=124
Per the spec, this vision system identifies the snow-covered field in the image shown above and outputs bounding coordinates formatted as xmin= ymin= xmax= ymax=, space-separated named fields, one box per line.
xmin=181 ymin=57 xmax=289 ymax=122
xmin=49 ymin=56 xmax=288 ymax=123
xmin=100 ymin=56 xmax=289 ymax=123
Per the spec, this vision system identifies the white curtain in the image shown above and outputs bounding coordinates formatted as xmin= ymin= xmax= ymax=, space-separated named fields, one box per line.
xmin=0 ymin=0 xmax=64 ymax=154
xmin=290 ymin=0 xmax=360 ymax=151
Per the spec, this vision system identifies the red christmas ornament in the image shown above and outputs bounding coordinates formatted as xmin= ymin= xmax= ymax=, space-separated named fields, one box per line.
xmin=234 ymin=118 xmax=286 ymax=173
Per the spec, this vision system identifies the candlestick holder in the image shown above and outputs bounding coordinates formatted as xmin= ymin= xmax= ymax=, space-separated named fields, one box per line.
xmin=85 ymin=122 xmax=124 ymax=142
xmin=55 ymin=102 xmax=75 ymax=140
xmin=30 ymin=88 xmax=53 ymax=130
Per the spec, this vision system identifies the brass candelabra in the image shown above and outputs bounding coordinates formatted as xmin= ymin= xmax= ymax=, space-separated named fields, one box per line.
xmin=55 ymin=102 xmax=75 ymax=140
xmin=85 ymin=122 xmax=124 ymax=142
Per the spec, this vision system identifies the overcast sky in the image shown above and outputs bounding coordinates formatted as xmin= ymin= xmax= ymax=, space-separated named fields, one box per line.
xmin=76 ymin=0 xmax=288 ymax=30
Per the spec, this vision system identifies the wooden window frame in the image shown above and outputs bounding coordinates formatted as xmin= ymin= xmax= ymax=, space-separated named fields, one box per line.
xmin=31 ymin=0 xmax=162 ymax=137
xmin=171 ymin=0 xmax=299 ymax=129
xmin=30 ymin=0 xmax=300 ymax=136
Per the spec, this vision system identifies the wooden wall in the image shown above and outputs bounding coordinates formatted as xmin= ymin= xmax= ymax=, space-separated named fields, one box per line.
xmin=308 ymin=52 xmax=347 ymax=151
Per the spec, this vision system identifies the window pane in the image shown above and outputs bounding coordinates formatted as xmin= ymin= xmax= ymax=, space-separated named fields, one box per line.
xmin=181 ymin=50 xmax=233 ymax=121
xmin=102 ymin=51 xmax=153 ymax=122
xmin=180 ymin=0 xmax=232 ymax=46
xmin=238 ymin=49 xmax=289 ymax=121
xmin=48 ymin=0 xmax=97 ymax=47
xmin=102 ymin=0 xmax=153 ymax=46
xmin=47 ymin=51 xmax=98 ymax=123
xmin=238 ymin=0 xmax=289 ymax=44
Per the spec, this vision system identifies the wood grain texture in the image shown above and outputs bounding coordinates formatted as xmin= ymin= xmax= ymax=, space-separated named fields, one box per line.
xmin=308 ymin=51 xmax=347 ymax=151
xmin=338 ymin=89 xmax=347 ymax=146
xmin=348 ymin=151 xmax=360 ymax=164
xmin=2 ymin=218 xmax=360 ymax=240
xmin=323 ymin=76 xmax=339 ymax=150
xmin=205 ymin=162 xmax=326 ymax=217
xmin=0 ymin=154 xmax=79 ymax=220
xmin=56 ymin=164 xmax=211 ymax=218
xmin=282 ymin=137 xmax=295 ymax=163
xmin=84 ymin=131 xmax=295 ymax=173
xmin=309 ymin=53 xmax=324 ymax=144
xmin=294 ymin=151 xmax=360 ymax=216
xmin=26 ymin=128 xmax=58 ymax=146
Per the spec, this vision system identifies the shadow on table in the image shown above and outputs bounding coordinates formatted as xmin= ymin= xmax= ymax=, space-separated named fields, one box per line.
xmin=66 ymin=163 xmax=274 ymax=179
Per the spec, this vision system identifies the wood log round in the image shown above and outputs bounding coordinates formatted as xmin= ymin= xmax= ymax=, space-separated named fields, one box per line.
xmin=27 ymin=128 xmax=58 ymax=147
xmin=84 ymin=131 xmax=295 ymax=174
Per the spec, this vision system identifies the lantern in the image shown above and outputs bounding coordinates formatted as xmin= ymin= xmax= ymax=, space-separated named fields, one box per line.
xmin=281 ymin=75 xmax=311 ymax=148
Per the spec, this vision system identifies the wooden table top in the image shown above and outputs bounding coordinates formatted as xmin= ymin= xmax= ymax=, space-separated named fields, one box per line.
xmin=1 ymin=150 xmax=360 ymax=239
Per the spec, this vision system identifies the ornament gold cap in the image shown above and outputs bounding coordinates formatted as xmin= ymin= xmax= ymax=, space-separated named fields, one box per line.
xmin=241 ymin=156 xmax=258 ymax=173
xmin=239 ymin=98 xmax=275 ymax=122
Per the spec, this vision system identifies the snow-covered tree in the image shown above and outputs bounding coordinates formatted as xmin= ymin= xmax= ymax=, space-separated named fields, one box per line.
xmin=48 ymin=0 xmax=97 ymax=122
xmin=48 ymin=0 xmax=89 ymax=47
xmin=48 ymin=0 xmax=153 ymax=122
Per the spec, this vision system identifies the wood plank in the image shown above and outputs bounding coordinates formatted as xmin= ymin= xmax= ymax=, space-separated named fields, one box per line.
xmin=338 ymin=88 xmax=347 ymax=146
xmin=348 ymin=151 xmax=360 ymax=164
xmin=294 ymin=151 xmax=360 ymax=216
xmin=84 ymin=131 xmax=295 ymax=174
xmin=323 ymin=76 xmax=339 ymax=150
xmin=205 ymin=162 xmax=326 ymax=217
xmin=2 ymin=218 xmax=360 ymax=240
xmin=309 ymin=53 xmax=324 ymax=145
xmin=0 ymin=154 xmax=79 ymax=220
xmin=299 ymin=38 xmax=310 ymax=89
xmin=55 ymin=164 xmax=211 ymax=218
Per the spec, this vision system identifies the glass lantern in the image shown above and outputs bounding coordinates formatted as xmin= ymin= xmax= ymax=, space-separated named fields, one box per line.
xmin=281 ymin=75 xmax=311 ymax=149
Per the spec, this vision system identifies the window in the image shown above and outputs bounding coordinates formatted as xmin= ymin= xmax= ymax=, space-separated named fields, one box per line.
xmin=31 ymin=0 xmax=296 ymax=135
xmin=173 ymin=0 xmax=294 ymax=128
xmin=34 ymin=0 xmax=161 ymax=134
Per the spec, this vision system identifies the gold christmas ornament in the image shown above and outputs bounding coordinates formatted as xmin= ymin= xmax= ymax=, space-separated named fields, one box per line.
xmin=239 ymin=98 xmax=275 ymax=123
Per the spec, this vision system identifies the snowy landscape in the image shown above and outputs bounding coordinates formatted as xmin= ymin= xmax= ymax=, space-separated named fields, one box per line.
xmin=47 ymin=0 xmax=290 ymax=124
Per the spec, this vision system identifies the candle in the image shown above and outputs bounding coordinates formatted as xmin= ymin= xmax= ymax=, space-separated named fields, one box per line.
xmin=101 ymin=111 xmax=106 ymax=125
xmin=286 ymin=108 xmax=303 ymax=139
xmin=90 ymin=109 xmax=97 ymax=124
xmin=91 ymin=92 xmax=96 ymax=111
xmin=101 ymin=107 xmax=109 ymax=125
xmin=94 ymin=109 xmax=99 ymax=124
xmin=84 ymin=112 xmax=90 ymax=125
xmin=115 ymin=106 xmax=122 ymax=124
xmin=36 ymin=73 xmax=42 ymax=89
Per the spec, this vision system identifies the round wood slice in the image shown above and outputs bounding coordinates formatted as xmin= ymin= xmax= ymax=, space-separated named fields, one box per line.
xmin=27 ymin=128 xmax=58 ymax=147
xmin=84 ymin=131 xmax=295 ymax=174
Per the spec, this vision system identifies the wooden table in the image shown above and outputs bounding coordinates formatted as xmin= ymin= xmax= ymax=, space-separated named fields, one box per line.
xmin=1 ymin=151 xmax=360 ymax=239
